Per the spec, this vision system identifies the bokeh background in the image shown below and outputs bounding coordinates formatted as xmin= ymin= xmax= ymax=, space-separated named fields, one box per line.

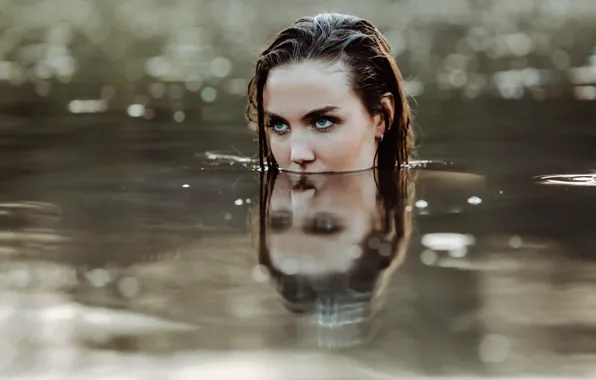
xmin=1 ymin=0 xmax=595 ymax=122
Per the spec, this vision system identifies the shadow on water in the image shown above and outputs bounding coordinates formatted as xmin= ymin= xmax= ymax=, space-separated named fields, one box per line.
xmin=1 ymin=102 xmax=596 ymax=378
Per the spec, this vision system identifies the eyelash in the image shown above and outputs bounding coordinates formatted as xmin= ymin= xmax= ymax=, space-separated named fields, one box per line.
xmin=267 ymin=116 xmax=339 ymax=135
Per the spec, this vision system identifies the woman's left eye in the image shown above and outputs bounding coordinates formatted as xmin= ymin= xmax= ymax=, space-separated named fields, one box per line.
xmin=307 ymin=212 xmax=343 ymax=235
xmin=314 ymin=118 xmax=334 ymax=130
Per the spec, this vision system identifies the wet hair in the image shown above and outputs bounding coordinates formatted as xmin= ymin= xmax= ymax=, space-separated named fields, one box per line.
xmin=246 ymin=13 xmax=414 ymax=170
xmin=256 ymin=168 xmax=413 ymax=315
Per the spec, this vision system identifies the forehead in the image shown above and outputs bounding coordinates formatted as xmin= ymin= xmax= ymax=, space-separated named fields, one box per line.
xmin=263 ymin=60 xmax=355 ymax=115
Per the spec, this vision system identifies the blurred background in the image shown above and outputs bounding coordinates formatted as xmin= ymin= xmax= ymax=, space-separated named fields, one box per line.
xmin=2 ymin=1 xmax=596 ymax=378
xmin=1 ymin=0 xmax=595 ymax=119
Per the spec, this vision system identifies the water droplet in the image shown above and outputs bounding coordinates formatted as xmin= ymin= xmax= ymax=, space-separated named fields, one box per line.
xmin=117 ymin=277 xmax=140 ymax=298
xmin=234 ymin=199 xmax=243 ymax=206
xmin=211 ymin=57 xmax=232 ymax=78
xmin=422 ymin=233 xmax=476 ymax=250
xmin=420 ymin=250 xmax=438 ymax=265
xmin=404 ymin=79 xmax=424 ymax=96
xmin=551 ymin=50 xmax=570 ymax=70
xmin=185 ymin=77 xmax=202 ymax=92
xmin=415 ymin=200 xmax=428 ymax=209
xmin=173 ymin=111 xmax=185 ymax=123
xmin=68 ymin=100 xmax=83 ymax=114
xmin=86 ymin=268 xmax=111 ymax=287
xmin=448 ymin=69 xmax=468 ymax=88
xmin=479 ymin=334 xmax=511 ymax=363
xmin=509 ymin=236 xmax=523 ymax=249
xmin=468 ymin=196 xmax=482 ymax=205
xmin=182 ymin=184 xmax=190 ymax=188
xmin=505 ymin=32 xmax=532 ymax=56
xmin=251 ymin=265 xmax=270 ymax=283
xmin=200 ymin=87 xmax=217 ymax=103
xmin=449 ymin=247 xmax=468 ymax=258
xmin=145 ymin=56 xmax=171 ymax=77
xmin=127 ymin=104 xmax=145 ymax=118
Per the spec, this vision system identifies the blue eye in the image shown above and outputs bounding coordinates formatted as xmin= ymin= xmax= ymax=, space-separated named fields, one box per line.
xmin=271 ymin=122 xmax=290 ymax=134
xmin=314 ymin=118 xmax=334 ymax=130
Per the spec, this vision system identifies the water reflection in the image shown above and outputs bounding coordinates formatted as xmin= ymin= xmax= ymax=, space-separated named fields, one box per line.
xmin=4 ymin=141 xmax=596 ymax=376
xmin=256 ymin=169 xmax=413 ymax=347
xmin=536 ymin=172 xmax=596 ymax=186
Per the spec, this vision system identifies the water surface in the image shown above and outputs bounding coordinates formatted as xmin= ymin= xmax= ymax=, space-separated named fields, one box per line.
xmin=1 ymin=105 xmax=596 ymax=378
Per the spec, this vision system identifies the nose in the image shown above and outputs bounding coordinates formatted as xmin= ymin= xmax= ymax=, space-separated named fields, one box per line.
xmin=291 ymin=186 xmax=315 ymax=220
xmin=290 ymin=138 xmax=315 ymax=168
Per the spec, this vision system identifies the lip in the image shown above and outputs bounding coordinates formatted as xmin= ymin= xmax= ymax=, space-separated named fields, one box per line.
xmin=278 ymin=167 xmax=375 ymax=175
xmin=292 ymin=177 xmax=316 ymax=192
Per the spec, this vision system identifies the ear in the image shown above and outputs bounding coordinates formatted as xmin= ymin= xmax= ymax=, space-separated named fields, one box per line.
xmin=372 ymin=93 xmax=395 ymax=139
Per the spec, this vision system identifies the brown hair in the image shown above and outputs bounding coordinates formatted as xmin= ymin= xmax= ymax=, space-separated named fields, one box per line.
xmin=246 ymin=13 xmax=414 ymax=170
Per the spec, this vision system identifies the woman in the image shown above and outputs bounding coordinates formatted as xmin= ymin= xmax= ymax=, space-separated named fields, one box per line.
xmin=255 ymin=168 xmax=413 ymax=347
xmin=247 ymin=13 xmax=413 ymax=173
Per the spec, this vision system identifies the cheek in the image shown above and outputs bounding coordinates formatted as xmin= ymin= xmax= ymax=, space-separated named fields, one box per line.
xmin=268 ymin=135 xmax=290 ymax=164
xmin=318 ymin=120 xmax=375 ymax=164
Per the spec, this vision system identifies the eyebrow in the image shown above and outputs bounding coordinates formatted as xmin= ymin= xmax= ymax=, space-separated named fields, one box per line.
xmin=265 ymin=106 xmax=340 ymax=124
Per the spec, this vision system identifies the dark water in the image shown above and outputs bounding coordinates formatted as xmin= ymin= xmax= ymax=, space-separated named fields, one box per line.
xmin=1 ymin=100 xmax=596 ymax=378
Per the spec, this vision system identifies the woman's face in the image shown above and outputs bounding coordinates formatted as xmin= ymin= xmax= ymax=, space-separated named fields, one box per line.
xmin=263 ymin=60 xmax=385 ymax=173
xmin=266 ymin=171 xmax=380 ymax=276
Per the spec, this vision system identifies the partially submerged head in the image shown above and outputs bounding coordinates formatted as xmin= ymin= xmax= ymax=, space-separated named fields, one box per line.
xmin=247 ymin=13 xmax=414 ymax=173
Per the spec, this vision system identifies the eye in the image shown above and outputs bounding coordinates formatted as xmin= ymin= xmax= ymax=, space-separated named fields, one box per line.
xmin=269 ymin=121 xmax=290 ymax=134
xmin=269 ymin=210 xmax=292 ymax=232
xmin=314 ymin=118 xmax=334 ymax=130
xmin=306 ymin=212 xmax=344 ymax=235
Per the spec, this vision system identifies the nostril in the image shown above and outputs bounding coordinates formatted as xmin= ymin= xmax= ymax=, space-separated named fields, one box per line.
xmin=292 ymin=154 xmax=314 ymax=165
xmin=291 ymin=152 xmax=315 ymax=165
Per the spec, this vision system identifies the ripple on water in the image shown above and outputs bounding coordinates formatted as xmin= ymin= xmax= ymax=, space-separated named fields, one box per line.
xmin=195 ymin=152 xmax=449 ymax=173
xmin=195 ymin=151 xmax=260 ymax=171
xmin=536 ymin=173 xmax=596 ymax=186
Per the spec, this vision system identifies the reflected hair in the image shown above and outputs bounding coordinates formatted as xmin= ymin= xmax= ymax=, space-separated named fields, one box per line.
xmin=246 ymin=13 xmax=414 ymax=170
xmin=256 ymin=168 xmax=413 ymax=314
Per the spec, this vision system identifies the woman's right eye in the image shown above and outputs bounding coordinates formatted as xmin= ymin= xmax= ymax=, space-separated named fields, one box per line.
xmin=269 ymin=121 xmax=290 ymax=134
xmin=269 ymin=210 xmax=292 ymax=232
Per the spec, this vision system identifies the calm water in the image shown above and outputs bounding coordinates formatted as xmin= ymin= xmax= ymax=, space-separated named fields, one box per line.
xmin=1 ymin=100 xmax=596 ymax=379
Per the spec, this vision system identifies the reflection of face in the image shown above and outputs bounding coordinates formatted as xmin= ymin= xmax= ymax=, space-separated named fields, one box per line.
xmin=263 ymin=60 xmax=381 ymax=173
xmin=267 ymin=171 xmax=380 ymax=276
